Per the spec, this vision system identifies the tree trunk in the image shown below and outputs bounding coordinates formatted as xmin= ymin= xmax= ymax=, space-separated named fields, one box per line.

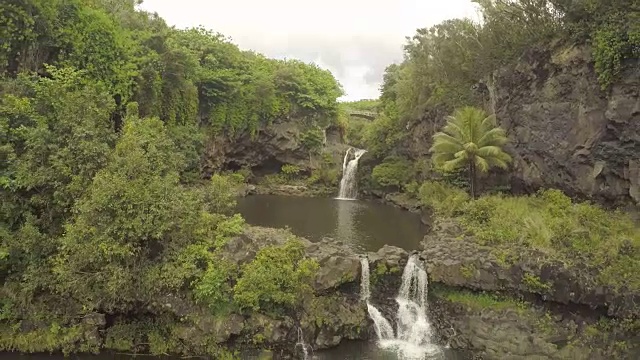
xmin=469 ymin=160 xmax=477 ymax=199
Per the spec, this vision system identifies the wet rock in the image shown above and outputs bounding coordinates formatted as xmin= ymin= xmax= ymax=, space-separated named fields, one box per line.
xmin=80 ymin=313 xmax=106 ymax=348
xmin=313 ymin=254 xmax=361 ymax=291
xmin=368 ymin=245 xmax=408 ymax=269
xmin=315 ymin=328 xmax=342 ymax=348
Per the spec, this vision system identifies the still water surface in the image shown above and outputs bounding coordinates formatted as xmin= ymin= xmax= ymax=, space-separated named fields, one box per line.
xmin=6 ymin=340 xmax=463 ymax=360
xmin=235 ymin=195 xmax=425 ymax=252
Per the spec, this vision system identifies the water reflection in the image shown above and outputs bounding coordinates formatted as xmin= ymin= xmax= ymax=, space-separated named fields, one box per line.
xmin=335 ymin=198 xmax=359 ymax=243
xmin=235 ymin=195 xmax=425 ymax=252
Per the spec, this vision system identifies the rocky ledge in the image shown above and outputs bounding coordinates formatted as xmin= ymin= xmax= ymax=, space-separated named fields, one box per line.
xmin=160 ymin=226 xmax=408 ymax=357
xmin=421 ymin=219 xmax=640 ymax=359
xmin=251 ymin=184 xmax=337 ymax=198
xmin=422 ymin=220 xmax=640 ymax=318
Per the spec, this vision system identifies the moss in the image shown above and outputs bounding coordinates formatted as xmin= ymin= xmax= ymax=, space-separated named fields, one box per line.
xmin=433 ymin=286 xmax=529 ymax=314
xmin=306 ymin=295 xmax=366 ymax=329
xmin=0 ymin=323 xmax=97 ymax=354
xmin=522 ymin=273 xmax=552 ymax=292
xmin=370 ymin=262 xmax=400 ymax=287
xmin=460 ymin=264 xmax=476 ymax=279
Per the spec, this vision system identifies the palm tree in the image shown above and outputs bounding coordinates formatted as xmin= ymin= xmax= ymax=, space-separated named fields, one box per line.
xmin=430 ymin=106 xmax=511 ymax=198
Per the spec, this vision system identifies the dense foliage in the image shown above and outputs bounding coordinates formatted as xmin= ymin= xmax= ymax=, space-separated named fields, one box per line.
xmin=0 ymin=0 xmax=342 ymax=355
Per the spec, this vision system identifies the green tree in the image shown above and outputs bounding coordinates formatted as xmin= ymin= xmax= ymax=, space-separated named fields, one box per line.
xmin=430 ymin=106 xmax=511 ymax=198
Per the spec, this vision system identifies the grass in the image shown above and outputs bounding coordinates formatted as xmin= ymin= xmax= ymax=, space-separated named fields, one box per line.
xmin=432 ymin=285 xmax=529 ymax=313
xmin=419 ymin=182 xmax=640 ymax=291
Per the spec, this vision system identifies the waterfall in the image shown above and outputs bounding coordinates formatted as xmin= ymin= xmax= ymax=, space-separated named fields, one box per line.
xmin=360 ymin=255 xmax=442 ymax=359
xmin=295 ymin=327 xmax=311 ymax=360
xmin=360 ymin=257 xmax=370 ymax=301
xmin=338 ymin=147 xmax=366 ymax=200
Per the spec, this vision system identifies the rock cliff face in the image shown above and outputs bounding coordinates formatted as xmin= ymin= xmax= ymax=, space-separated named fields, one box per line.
xmin=201 ymin=120 xmax=348 ymax=178
xmin=487 ymin=45 xmax=639 ymax=205
xmin=399 ymin=45 xmax=639 ymax=206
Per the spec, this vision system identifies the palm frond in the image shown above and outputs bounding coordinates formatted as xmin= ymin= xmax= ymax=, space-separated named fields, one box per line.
xmin=442 ymin=121 xmax=467 ymax=141
xmin=486 ymin=157 xmax=510 ymax=170
xmin=478 ymin=127 xmax=508 ymax=147
xmin=442 ymin=155 xmax=468 ymax=172
xmin=475 ymin=156 xmax=490 ymax=173
xmin=432 ymin=152 xmax=455 ymax=165
xmin=432 ymin=132 xmax=463 ymax=145
xmin=477 ymin=145 xmax=506 ymax=158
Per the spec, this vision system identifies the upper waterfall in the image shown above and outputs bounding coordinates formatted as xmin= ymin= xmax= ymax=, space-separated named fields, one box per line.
xmin=337 ymin=147 xmax=366 ymax=200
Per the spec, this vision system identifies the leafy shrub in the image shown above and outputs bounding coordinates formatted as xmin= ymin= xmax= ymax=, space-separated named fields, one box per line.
xmin=371 ymin=156 xmax=414 ymax=190
xmin=233 ymin=239 xmax=319 ymax=315
xmin=300 ymin=126 xmax=324 ymax=154
xmin=308 ymin=167 xmax=340 ymax=187
xmin=405 ymin=181 xmax=421 ymax=197
xmin=237 ymin=166 xmax=254 ymax=182
xmin=281 ymin=164 xmax=302 ymax=180
xmin=418 ymin=181 xmax=469 ymax=216
xmin=202 ymin=174 xmax=245 ymax=214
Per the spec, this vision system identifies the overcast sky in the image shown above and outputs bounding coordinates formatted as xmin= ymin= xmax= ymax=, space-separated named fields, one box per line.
xmin=139 ymin=0 xmax=479 ymax=101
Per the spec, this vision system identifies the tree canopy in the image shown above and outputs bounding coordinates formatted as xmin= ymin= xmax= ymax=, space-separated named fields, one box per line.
xmin=0 ymin=0 xmax=341 ymax=355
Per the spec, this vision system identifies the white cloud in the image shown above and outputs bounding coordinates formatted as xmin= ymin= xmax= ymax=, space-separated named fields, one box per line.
xmin=139 ymin=0 xmax=480 ymax=100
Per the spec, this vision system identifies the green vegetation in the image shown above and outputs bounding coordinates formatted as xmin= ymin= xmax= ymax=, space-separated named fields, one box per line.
xmin=522 ymin=273 xmax=552 ymax=292
xmin=341 ymin=99 xmax=380 ymax=112
xmin=234 ymin=239 xmax=319 ymax=315
xmin=349 ymin=0 xmax=637 ymax=180
xmin=418 ymin=181 xmax=469 ymax=217
xmin=0 ymin=0 xmax=343 ymax=355
xmin=433 ymin=285 xmax=529 ymax=313
xmin=419 ymin=185 xmax=640 ymax=291
xmin=430 ymin=107 xmax=511 ymax=198
xmin=371 ymin=156 xmax=414 ymax=191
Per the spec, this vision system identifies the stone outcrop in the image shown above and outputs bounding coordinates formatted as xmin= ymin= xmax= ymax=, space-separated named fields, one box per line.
xmin=202 ymin=120 xmax=349 ymax=178
xmin=217 ymin=227 xmax=411 ymax=354
xmin=428 ymin=288 xmax=640 ymax=360
xmin=487 ymin=45 xmax=640 ymax=205
xmin=421 ymin=220 xmax=640 ymax=319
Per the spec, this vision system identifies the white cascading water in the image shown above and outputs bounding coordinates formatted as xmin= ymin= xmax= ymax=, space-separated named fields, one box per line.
xmin=360 ymin=257 xmax=371 ymax=301
xmin=337 ymin=147 xmax=367 ymax=200
xmin=360 ymin=255 xmax=442 ymax=360
xmin=295 ymin=327 xmax=311 ymax=360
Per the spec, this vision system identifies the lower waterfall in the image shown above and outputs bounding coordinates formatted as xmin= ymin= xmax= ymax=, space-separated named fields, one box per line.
xmin=360 ymin=255 xmax=442 ymax=359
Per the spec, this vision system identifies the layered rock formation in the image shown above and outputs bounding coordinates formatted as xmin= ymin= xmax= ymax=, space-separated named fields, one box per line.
xmin=421 ymin=220 xmax=640 ymax=359
xmin=487 ymin=45 xmax=640 ymax=206
xmin=202 ymin=120 xmax=348 ymax=178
